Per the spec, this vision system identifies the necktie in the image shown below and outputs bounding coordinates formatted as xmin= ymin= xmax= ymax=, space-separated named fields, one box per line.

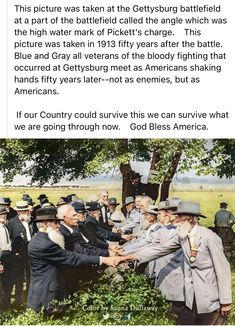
xmin=167 ymin=225 xmax=177 ymax=230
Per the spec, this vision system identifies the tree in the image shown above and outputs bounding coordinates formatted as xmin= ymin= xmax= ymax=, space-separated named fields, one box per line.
xmin=0 ymin=139 xmax=212 ymax=202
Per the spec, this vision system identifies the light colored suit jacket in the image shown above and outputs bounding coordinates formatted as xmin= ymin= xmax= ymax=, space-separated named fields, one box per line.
xmin=136 ymin=225 xmax=232 ymax=314
xmin=147 ymin=226 xmax=185 ymax=302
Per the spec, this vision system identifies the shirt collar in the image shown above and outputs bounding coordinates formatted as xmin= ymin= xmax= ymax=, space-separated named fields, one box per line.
xmin=188 ymin=223 xmax=198 ymax=237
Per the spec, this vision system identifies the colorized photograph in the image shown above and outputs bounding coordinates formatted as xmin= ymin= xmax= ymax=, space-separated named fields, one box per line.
xmin=0 ymin=139 xmax=234 ymax=325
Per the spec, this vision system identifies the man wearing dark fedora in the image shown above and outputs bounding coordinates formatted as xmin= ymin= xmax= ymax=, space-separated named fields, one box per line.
xmin=0 ymin=197 xmax=17 ymax=221
xmin=72 ymin=201 xmax=123 ymax=255
xmin=84 ymin=201 xmax=132 ymax=244
xmin=7 ymin=200 xmax=33 ymax=306
xmin=130 ymin=201 xmax=232 ymax=325
xmin=128 ymin=171 xmax=147 ymax=197
xmin=27 ymin=206 xmax=129 ymax=314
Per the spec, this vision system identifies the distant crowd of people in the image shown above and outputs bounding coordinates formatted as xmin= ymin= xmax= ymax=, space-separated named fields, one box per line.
xmin=0 ymin=181 xmax=234 ymax=325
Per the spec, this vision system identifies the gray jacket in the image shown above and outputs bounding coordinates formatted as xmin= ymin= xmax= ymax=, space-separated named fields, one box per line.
xmin=136 ymin=225 xmax=232 ymax=314
xmin=147 ymin=226 xmax=185 ymax=302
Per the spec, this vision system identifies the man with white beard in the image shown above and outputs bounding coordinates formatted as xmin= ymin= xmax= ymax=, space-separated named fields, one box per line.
xmin=130 ymin=201 xmax=232 ymax=325
xmin=27 ymin=207 xmax=129 ymax=315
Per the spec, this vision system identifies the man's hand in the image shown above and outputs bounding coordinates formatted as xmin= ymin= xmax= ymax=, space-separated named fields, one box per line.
xmin=109 ymin=244 xmax=122 ymax=251
xmin=101 ymin=255 xmax=136 ymax=267
xmin=108 ymin=250 xmax=116 ymax=257
xmin=121 ymin=234 xmax=136 ymax=241
xmin=220 ymin=304 xmax=232 ymax=316
xmin=0 ymin=264 xmax=4 ymax=273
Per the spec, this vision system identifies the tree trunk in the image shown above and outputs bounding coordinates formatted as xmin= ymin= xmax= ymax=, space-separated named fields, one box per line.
xmin=160 ymin=151 xmax=182 ymax=201
xmin=146 ymin=150 xmax=161 ymax=202
xmin=120 ymin=162 xmax=132 ymax=204
xmin=118 ymin=139 xmax=133 ymax=203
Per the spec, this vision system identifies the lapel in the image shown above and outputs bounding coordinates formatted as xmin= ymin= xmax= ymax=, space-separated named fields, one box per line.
xmin=181 ymin=237 xmax=191 ymax=258
xmin=193 ymin=225 xmax=203 ymax=249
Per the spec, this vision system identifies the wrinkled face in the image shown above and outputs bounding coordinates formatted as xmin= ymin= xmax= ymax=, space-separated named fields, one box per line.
xmin=99 ymin=191 xmax=109 ymax=205
xmin=76 ymin=211 xmax=86 ymax=223
xmin=108 ymin=204 xmax=116 ymax=213
xmin=144 ymin=213 xmax=155 ymax=224
xmin=157 ymin=210 xmax=168 ymax=224
xmin=18 ymin=210 xmax=30 ymax=222
xmin=139 ymin=198 xmax=151 ymax=212
xmin=126 ymin=202 xmax=135 ymax=212
xmin=64 ymin=207 xmax=78 ymax=227
xmin=135 ymin=197 xmax=142 ymax=210
xmin=0 ymin=213 xmax=7 ymax=224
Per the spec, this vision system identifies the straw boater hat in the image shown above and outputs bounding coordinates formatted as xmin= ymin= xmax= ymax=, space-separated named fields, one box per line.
xmin=0 ymin=197 xmax=10 ymax=206
xmin=14 ymin=201 xmax=30 ymax=211
xmin=172 ymin=201 xmax=207 ymax=218
xmin=35 ymin=207 xmax=62 ymax=222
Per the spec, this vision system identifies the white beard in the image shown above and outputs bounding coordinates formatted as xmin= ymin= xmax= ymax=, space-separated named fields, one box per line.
xmin=177 ymin=221 xmax=191 ymax=240
xmin=48 ymin=229 xmax=65 ymax=249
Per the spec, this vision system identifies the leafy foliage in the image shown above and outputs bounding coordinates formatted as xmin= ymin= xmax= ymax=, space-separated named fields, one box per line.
xmin=0 ymin=268 xmax=173 ymax=325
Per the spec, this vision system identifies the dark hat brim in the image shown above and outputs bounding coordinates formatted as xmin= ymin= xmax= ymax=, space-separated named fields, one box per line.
xmin=172 ymin=211 xmax=207 ymax=218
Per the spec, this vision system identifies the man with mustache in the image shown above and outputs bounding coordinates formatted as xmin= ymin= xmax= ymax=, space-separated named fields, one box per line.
xmin=130 ymin=201 xmax=232 ymax=325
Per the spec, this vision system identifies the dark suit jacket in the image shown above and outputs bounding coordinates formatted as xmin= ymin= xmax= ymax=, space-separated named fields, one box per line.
xmin=27 ymin=232 xmax=99 ymax=312
xmin=7 ymin=207 xmax=17 ymax=221
xmin=8 ymin=216 xmax=32 ymax=259
xmin=84 ymin=215 xmax=121 ymax=242
xmin=77 ymin=224 xmax=109 ymax=250
xmin=59 ymin=224 xmax=109 ymax=256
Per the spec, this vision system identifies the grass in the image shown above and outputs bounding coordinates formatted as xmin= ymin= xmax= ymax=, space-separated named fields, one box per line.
xmin=1 ymin=186 xmax=235 ymax=323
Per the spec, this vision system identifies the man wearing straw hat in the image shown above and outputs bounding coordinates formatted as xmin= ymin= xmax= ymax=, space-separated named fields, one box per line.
xmin=130 ymin=201 xmax=232 ymax=325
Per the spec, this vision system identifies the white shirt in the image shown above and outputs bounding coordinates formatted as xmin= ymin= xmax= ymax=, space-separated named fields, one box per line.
xmin=61 ymin=222 xmax=73 ymax=234
xmin=0 ymin=223 xmax=11 ymax=252
xmin=188 ymin=223 xmax=198 ymax=248
xmin=21 ymin=220 xmax=32 ymax=241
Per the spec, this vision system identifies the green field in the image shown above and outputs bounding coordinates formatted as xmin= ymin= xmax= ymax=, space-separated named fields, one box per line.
xmin=1 ymin=186 xmax=234 ymax=228
xmin=1 ymin=186 xmax=235 ymax=323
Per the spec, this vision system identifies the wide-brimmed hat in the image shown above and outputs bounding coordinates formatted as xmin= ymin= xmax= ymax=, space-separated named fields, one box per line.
xmin=160 ymin=198 xmax=181 ymax=210
xmin=35 ymin=207 xmax=61 ymax=222
xmin=37 ymin=194 xmax=48 ymax=201
xmin=220 ymin=202 xmax=228 ymax=207
xmin=0 ymin=197 xmax=10 ymax=206
xmin=86 ymin=201 xmax=101 ymax=211
xmin=0 ymin=206 xmax=7 ymax=215
xmin=4 ymin=198 xmax=11 ymax=205
xmin=124 ymin=196 xmax=135 ymax=206
xmin=143 ymin=208 xmax=158 ymax=216
xmin=56 ymin=197 xmax=69 ymax=207
xmin=128 ymin=171 xmax=142 ymax=179
xmin=22 ymin=195 xmax=35 ymax=206
xmin=108 ymin=198 xmax=120 ymax=206
xmin=172 ymin=201 xmax=206 ymax=218
xmin=67 ymin=194 xmax=79 ymax=203
xmin=14 ymin=201 xmax=30 ymax=211
xmin=158 ymin=201 xmax=167 ymax=210
xmin=72 ymin=201 xmax=86 ymax=213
